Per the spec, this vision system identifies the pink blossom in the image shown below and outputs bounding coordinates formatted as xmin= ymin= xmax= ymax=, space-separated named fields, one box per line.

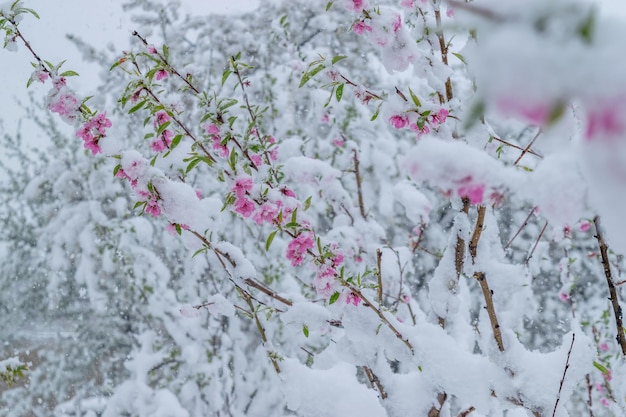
xmin=250 ymin=154 xmax=263 ymax=167
xmin=195 ymin=189 xmax=203 ymax=199
xmin=204 ymin=123 xmax=220 ymax=136
xmin=280 ymin=187 xmax=296 ymax=198
xmin=153 ymin=110 xmax=171 ymax=127
xmin=601 ymin=398 xmax=610 ymax=408
xmin=348 ymin=0 xmax=367 ymax=12
xmin=599 ymin=342 xmax=609 ymax=352
xmin=155 ymin=69 xmax=168 ymax=81
xmin=48 ymin=92 xmax=80 ymax=122
xmin=402 ymin=294 xmax=411 ymax=303
xmin=431 ymin=108 xmax=449 ymax=126
xmin=151 ymin=130 xmax=173 ymax=152
xmin=353 ymin=21 xmax=373 ymax=35
xmin=563 ymin=224 xmax=572 ymax=238
xmin=234 ymin=198 xmax=255 ymax=218
xmin=145 ymin=197 xmax=161 ymax=217
xmin=253 ymin=203 xmax=279 ymax=225
xmin=604 ymin=368 xmax=613 ymax=382
xmin=269 ymin=148 xmax=279 ymax=161
xmin=332 ymin=138 xmax=345 ymax=147
xmin=326 ymin=69 xmax=340 ymax=82
xmin=313 ymin=265 xmax=336 ymax=297
xmin=212 ymin=137 xmax=229 ymax=157
xmin=320 ymin=112 xmax=331 ymax=124
xmin=579 ymin=221 xmax=591 ymax=232
xmin=595 ymin=383 xmax=604 ymax=394
xmin=390 ymin=114 xmax=409 ymax=129
xmin=286 ymin=231 xmax=315 ymax=266
xmin=166 ymin=223 xmax=189 ymax=236
xmin=232 ymin=176 xmax=254 ymax=198
xmin=147 ymin=44 xmax=157 ymax=54
xmin=400 ymin=0 xmax=415 ymax=7
xmin=346 ymin=292 xmax=362 ymax=306
xmin=354 ymin=87 xmax=373 ymax=105
xmin=558 ymin=292 xmax=570 ymax=302
xmin=446 ymin=8 xmax=454 ymax=17
xmin=32 ymin=69 xmax=48 ymax=83
xmin=457 ymin=183 xmax=485 ymax=205
xmin=392 ymin=15 xmax=402 ymax=33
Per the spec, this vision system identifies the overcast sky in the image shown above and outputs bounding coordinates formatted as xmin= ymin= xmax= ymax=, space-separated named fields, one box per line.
xmin=0 ymin=0 xmax=259 ymax=140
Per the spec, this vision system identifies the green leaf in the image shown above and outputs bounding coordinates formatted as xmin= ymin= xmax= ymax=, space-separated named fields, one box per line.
xmin=329 ymin=291 xmax=340 ymax=305
xmin=59 ymin=70 xmax=79 ymax=77
xmin=113 ymin=164 xmax=121 ymax=177
xmin=23 ymin=8 xmax=39 ymax=19
xmin=170 ymin=134 xmax=183 ymax=150
xmin=593 ymin=361 xmax=609 ymax=377
xmin=304 ymin=196 xmax=312 ymax=211
xmin=326 ymin=1 xmax=334 ymax=11
xmin=128 ymin=99 xmax=147 ymax=114
xmin=162 ymin=44 xmax=169 ymax=61
xmin=370 ymin=103 xmax=382 ymax=121
xmin=265 ymin=230 xmax=278 ymax=251
xmin=331 ymin=55 xmax=346 ymax=65
xmin=186 ymin=158 xmax=202 ymax=174
xmin=408 ymin=87 xmax=421 ymax=108
xmin=175 ymin=224 xmax=182 ymax=235
xmin=221 ymin=69 xmax=231 ymax=86
xmin=299 ymin=64 xmax=325 ymax=88
xmin=451 ymin=52 xmax=466 ymax=64
xmin=133 ymin=201 xmax=145 ymax=210
xmin=303 ymin=325 xmax=309 ymax=338
xmin=335 ymin=83 xmax=344 ymax=102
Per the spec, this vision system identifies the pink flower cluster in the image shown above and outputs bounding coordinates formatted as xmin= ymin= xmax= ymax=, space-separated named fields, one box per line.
xmin=76 ymin=112 xmax=112 ymax=155
xmin=389 ymin=108 xmax=449 ymax=137
xmin=137 ymin=189 xmax=161 ymax=217
xmin=286 ymin=231 xmax=315 ymax=267
xmin=455 ymin=176 xmax=485 ymax=205
xmin=312 ymin=247 xmax=344 ymax=297
xmin=48 ymin=77 xmax=81 ymax=124
xmin=204 ymin=123 xmax=229 ymax=157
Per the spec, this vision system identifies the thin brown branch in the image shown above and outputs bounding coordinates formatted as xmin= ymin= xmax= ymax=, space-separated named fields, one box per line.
xmin=353 ymin=149 xmax=367 ymax=219
xmin=243 ymin=278 xmax=293 ymax=307
xmin=143 ymin=87 xmax=216 ymax=164
xmin=525 ymin=221 xmax=548 ymax=265
xmin=504 ymin=207 xmax=536 ymax=250
xmin=434 ymin=9 xmax=453 ymax=101
xmin=469 ymin=205 xmax=486 ymax=264
xmin=428 ymin=393 xmax=448 ymax=417
xmin=593 ymin=216 xmax=626 ymax=356
xmin=132 ymin=31 xmax=201 ymax=94
xmin=490 ymin=136 xmax=543 ymax=159
xmin=473 ymin=272 xmax=504 ymax=351
xmin=363 ymin=366 xmax=388 ymax=399
xmin=445 ymin=0 xmax=506 ymax=22
xmin=458 ymin=406 xmax=476 ymax=417
xmin=376 ymin=248 xmax=383 ymax=306
xmin=514 ymin=129 xmax=542 ymax=166
xmin=343 ymin=282 xmax=414 ymax=353
xmin=239 ymin=288 xmax=281 ymax=373
xmin=552 ymin=333 xmax=575 ymax=417
xmin=455 ymin=198 xmax=471 ymax=277
xmin=585 ymin=374 xmax=595 ymax=417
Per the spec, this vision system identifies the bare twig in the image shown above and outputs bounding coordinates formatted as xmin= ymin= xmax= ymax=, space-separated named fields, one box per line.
xmin=363 ymin=366 xmax=388 ymax=399
xmin=376 ymin=248 xmax=383 ymax=306
xmin=552 ymin=333 xmax=576 ymax=417
xmin=239 ymin=288 xmax=281 ymax=373
xmin=490 ymin=136 xmax=543 ymax=159
xmin=514 ymin=129 xmax=542 ymax=166
xmin=585 ymin=374 xmax=595 ymax=417
xmin=455 ymin=198 xmax=471 ymax=277
xmin=525 ymin=221 xmax=548 ymax=265
xmin=458 ymin=406 xmax=476 ymax=417
xmin=353 ymin=149 xmax=367 ymax=219
xmin=593 ymin=216 xmax=626 ymax=355
xmin=474 ymin=272 xmax=504 ymax=351
xmin=434 ymin=8 xmax=453 ymax=102
xmin=504 ymin=207 xmax=536 ymax=250
xmin=469 ymin=205 xmax=486 ymax=264
xmin=243 ymin=278 xmax=293 ymax=307
xmin=343 ymin=282 xmax=414 ymax=353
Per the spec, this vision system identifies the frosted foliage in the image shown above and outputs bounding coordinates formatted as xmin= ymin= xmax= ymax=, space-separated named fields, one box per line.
xmin=2 ymin=0 xmax=626 ymax=417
